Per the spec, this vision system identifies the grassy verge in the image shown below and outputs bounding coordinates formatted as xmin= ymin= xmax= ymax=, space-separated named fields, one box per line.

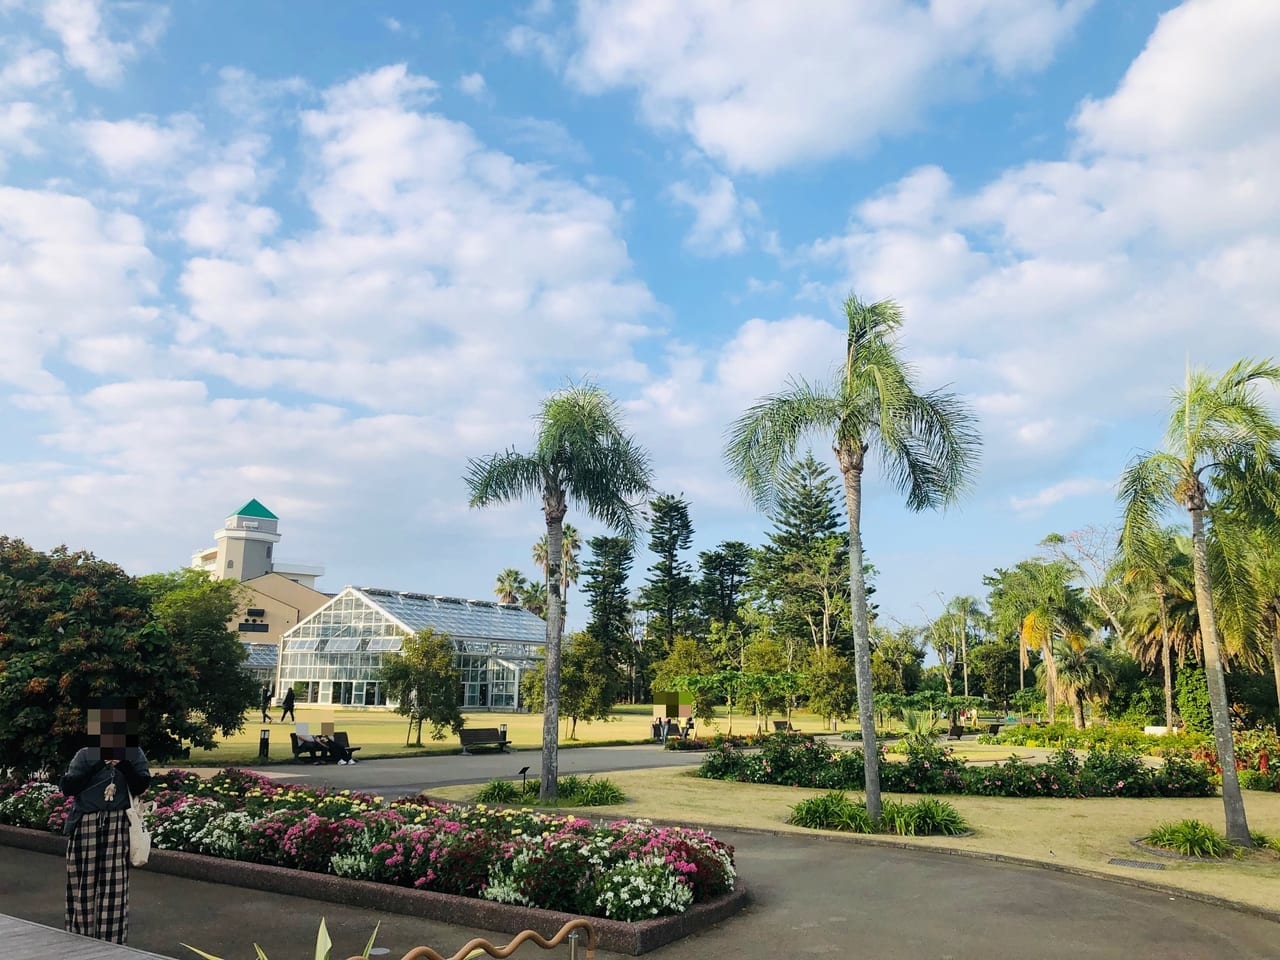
xmin=428 ymin=768 xmax=1280 ymax=915
xmin=182 ymin=707 xmax=840 ymax=765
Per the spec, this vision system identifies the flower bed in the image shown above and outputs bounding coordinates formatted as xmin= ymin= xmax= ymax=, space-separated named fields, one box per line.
xmin=664 ymin=733 xmax=765 ymax=752
xmin=696 ymin=733 xmax=1216 ymax=799
xmin=0 ymin=769 xmax=735 ymax=924
xmin=980 ymin=722 xmax=1211 ymax=754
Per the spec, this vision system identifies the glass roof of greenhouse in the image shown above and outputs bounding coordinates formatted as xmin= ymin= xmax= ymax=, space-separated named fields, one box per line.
xmin=355 ymin=587 xmax=547 ymax=644
xmin=242 ymin=642 xmax=278 ymax=669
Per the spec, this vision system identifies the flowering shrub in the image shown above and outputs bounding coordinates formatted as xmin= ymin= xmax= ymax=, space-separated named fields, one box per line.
xmin=994 ymin=723 xmax=1210 ymax=755
xmin=0 ymin=771 xmax=736 ymax=922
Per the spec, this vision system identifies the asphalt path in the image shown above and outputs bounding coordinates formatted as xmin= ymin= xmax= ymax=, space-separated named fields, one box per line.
xmin=4 ymin=833 xmax=1277 ymax=959
xmin=236 ymin=742 xmax=705 ymax=796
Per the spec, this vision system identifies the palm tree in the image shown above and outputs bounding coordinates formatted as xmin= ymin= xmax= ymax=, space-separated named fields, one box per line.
xmin=466 ymin=384 xmax=652 ymax=801
xmin=1118 ymin=526 xmax=1193 ymax=730
xmin=534 ymin=524 xmax=583 ymax=611
xmin=520 ymin=580 xmax=548 ymax=618
xmin=725 ymin=293 xmax=980 ymax=821
xmin=1049 ymin=640 xmax=1115 ymax=729
xmin=494 ymin=567 xmax=529 ymax=605
xmin=1120 ymin=358 xmax=1280 ymax=845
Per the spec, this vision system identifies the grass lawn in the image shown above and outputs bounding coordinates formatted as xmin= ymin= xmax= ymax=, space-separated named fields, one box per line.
xmin=187 ymin=706 xmax=844 ymax=765
xmin=429 ymin=769 xmax=1280 ymax=916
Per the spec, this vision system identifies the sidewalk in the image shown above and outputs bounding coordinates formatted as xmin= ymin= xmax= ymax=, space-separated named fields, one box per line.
xmin=4 ymin=829 xmax=1277 ymax=959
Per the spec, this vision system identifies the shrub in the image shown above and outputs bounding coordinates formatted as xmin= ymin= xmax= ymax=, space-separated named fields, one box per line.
xmin=1238 ymin=769 xmax=1280 ymax=792
xmin=474 ymin=779 xmax=521 ymax=803
xmin=572 ymin=777 xmax=626 ymax=806
xmin=1153 ymin=755 xmax=1216 ymax=797
xmin=878 ymin=798 xmax=922 ymax=836
xmin=908 ymin=797 xmax=969 ymax=836
xmin=589 ymin=857 xmax=695 ymax=921
xmin=1079 ymin=746 xmax=1149 ymax=798
xmin=0 ymin=781 xmax=63 ymax=829
xmin=788 ymin=793 xmax=967 ymax=837
xmin=788 ymin=792 xmax=868 ymax=832
xmin=1144 ymin=819 xmax=1235 ymax=858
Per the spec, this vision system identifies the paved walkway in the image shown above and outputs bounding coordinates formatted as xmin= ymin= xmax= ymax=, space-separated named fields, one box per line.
xmin=3 ymin=833 xmax=1276 ymax=959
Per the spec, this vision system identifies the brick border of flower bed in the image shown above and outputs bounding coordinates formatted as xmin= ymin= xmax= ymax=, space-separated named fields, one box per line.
xmin=0 ymin=824 xmax=748 ymax=956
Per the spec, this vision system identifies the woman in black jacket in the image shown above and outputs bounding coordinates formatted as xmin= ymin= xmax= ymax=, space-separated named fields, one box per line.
xmin=59 ymin=703 xmax=152 ymax=944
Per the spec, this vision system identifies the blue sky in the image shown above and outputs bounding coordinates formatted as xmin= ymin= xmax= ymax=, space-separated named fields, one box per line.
xmin=1 ymin=0 xmax=1277 ymax=630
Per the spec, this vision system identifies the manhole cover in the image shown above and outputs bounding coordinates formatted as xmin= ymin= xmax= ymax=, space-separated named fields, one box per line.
xmin=1107 ymin=858 xmax=1167 ymax=870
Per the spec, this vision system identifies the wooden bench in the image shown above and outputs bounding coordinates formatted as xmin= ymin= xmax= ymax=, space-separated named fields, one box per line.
xmin=773 ymin=720 xmax=800 ymax=733
xmin=333 ymin=731 xmax=362 ymax=761
xmin=947 ymin=724 xmax=965 ymax=741
xmin=459 ymin=727 xmax=510 ymax=755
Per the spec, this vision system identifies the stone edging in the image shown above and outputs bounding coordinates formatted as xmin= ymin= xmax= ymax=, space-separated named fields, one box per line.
xmin=702 ymin=822 xmax=1280 ymax=926
xmin=0 ymin=825 xmax=747 ymax=956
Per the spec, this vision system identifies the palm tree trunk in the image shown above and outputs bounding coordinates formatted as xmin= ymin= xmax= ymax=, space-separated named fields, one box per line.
xmin=541 ymin=497 xmax=568 ymax=803
xmin=1158 ymin=595 xmax=1174 ymax=730
xmin=1071 ymin=692 xmax=1085 ymax=730
xmin=837 ymin=442 xmax=882 ymax=823
xmin=1271 ymin=608 xmax=1280 ymax=721
xmin=1188 ymin=505 xmax=1252 ymax=845
xmin=1040 ymin=638 xmax=1058 ymax=720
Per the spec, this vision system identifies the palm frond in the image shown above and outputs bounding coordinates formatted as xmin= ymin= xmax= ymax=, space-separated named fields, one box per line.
xmin=724 ymin=379 xmax=841 ymax=511
xmin=1118 ymin=451 xmax=1181 ymax=555
xmin=464 ymin=450 xmax=545 ymax=508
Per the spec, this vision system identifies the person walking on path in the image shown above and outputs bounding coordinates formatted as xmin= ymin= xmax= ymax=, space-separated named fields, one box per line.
xmin=59 ymin=698 xmax=152 ymax=945
xmin=279 ymin=687 xmax=296 ymax=723
xmin=260 ymin=686 xmax=273 ymax=723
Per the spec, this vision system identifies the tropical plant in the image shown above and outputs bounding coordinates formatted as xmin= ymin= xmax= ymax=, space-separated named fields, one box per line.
xmin=520 ymin=580 xmax=548 ymax=617
xmin=466 ymin=383 xmax=653 ymax=801
xmin=1120 ymin=358 xmax=1280 ymax=844
xmin=184 ymin=918 xmax=380 ymax=960
xmin=725 ymin=293 xmax=980 ymax=822
xmin=1143 ymin=820 xmax=1236 ymax=858
xmin=899 ymin=709 xmax=941 ymax=749
xmin=1050 ymin=640 xmax=1116 ymax=730
xmin=494 ymin=568 xmax=529 ymax=605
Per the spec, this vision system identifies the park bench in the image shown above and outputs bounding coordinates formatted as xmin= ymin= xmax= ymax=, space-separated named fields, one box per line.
xmin=333 ymin=731 xmax=362 ymax=760
xmin=947 ymin=723 xmax=965 ymax=741
xmin=985 ymin=723 xmax=1002 ymax=735
xmin=773 ymin=720 xmax=800 ymax=733
xmin=459 ymin=727 xmax=510 ymax=755
xmin=290 ymin=732 xmax=324 ymax=763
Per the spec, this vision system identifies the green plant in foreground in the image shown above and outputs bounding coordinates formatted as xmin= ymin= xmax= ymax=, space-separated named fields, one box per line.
xmin=1144 ymin=820 xmax=1236 ymax=858
xmin=474 ymin=779 xmax=521 ymax=803
xmin=184 ymin=918 xmax=379 ymax=960
xmin=473 ymin=775 xmax=626 ymax=807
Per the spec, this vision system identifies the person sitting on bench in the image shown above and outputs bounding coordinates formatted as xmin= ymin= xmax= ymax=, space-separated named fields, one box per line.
xmin=296 ymin=731 xmax=356 ymax=764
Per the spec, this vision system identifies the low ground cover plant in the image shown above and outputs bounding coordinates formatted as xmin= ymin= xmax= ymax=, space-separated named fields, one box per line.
xmin=0 ymin=769 xmax=734 ymax=922
xmin=788 ymin=792 xmax=969 ymax=836
xmin=473 ymin=775 xmax=626 ymax=806
xmin=983 ymin=722 xmax=1210 ymax=755
xmin=665 ymin=733 xmax=764 ymax=752
xmin=697 ymin=734 xmax=1216 ymax=799
xmin=1143 ymin=819 xmax=1237 ymax=858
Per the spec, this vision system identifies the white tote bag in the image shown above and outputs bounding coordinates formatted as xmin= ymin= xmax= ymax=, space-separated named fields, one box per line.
xmin=126 ymin=790 xmax=151 ymax=867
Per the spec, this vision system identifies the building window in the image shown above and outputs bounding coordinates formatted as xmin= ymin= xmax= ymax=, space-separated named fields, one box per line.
xmin=246 ymin=608 xmax=266 ymax=618
xmin=226 ymin=560 xmax=234 ymax=569
xmin=238 ymin=622 xmax=270 ymax=633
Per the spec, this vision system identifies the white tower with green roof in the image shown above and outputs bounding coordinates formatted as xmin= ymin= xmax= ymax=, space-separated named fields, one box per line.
xmin=207 ymin=498 xmax=281 ymax=582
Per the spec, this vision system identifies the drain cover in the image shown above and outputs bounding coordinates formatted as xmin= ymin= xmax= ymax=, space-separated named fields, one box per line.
xmin=1108 ymin=858 xmax=1167 ymax=870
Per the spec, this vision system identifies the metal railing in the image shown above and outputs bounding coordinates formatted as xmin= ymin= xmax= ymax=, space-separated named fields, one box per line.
xmin=344 ymin=919 xmax=596 ymax=960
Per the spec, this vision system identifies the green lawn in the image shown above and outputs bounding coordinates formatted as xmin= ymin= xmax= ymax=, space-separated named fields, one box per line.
xmin=186 ymin=705 xmax=843 ymax=765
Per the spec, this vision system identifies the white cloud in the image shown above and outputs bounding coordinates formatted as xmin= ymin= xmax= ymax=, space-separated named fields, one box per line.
xmin=80 ymin=114 xmax=202 ymax=176
xmin=559 ymin=0 xmax=1092 ymax=172
xmin=668 ymin=173 xmax=758 ymax=256
xmin=0 ymin=46 xmax=61 ymax=94
xmin=458 ymin=72 xmax=487 ymax=98
xmin=41 ymin=0 xmax=166 ymax=85
xmin=381 ymin=16 xmax=402 ymax=32
xmin=504 ymin=116 xmax=590 ymax=164
xmin=1074 ymin=0 xmax=1280 ymax=156
xmin=0 ymin=101 xmax=43 ymax=158
xmin=1010 ymin=477 xmax=1113 ymax=515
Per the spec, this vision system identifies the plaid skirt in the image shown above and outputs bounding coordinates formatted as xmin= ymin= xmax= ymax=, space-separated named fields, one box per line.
xmin=66 ymin=808 xmax=131 ymax=943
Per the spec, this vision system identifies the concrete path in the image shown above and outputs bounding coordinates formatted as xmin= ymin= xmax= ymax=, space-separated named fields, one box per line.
xmin=3 ymin=833 xmax=1275 ymax=959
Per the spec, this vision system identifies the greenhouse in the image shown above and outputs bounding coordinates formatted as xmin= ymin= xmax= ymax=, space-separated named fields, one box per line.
xmin=276 ymin=586 xmax=546 ymax=709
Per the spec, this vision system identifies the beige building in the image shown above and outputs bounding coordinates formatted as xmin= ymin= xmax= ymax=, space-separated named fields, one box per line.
xmin=190 ymin=499 xmax=329 ymax=689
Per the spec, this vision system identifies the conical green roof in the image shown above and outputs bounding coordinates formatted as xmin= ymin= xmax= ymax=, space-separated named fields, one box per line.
xmin=229 ymin=498 xmax=278 ymax=520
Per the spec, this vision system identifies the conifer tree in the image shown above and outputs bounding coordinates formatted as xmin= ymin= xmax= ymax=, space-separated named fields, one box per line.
xmin=637 ymin=493 xmax=697 ymax=652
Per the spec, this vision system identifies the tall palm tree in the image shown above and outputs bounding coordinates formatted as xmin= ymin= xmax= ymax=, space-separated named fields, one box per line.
xmin=1049 ymin=640 xmax=1115 ymax=729
xmin=725 ymin=293 xmax=980 ymax=821
xmin=494 ymin=567 xmax=529 ymax=605
xmin=1118 ymin=526 xmax=1193 ymax=730
xmin=1120 ymin=358 xmax=1280 ymax=845
xmin=534 ymin=524 xmax=583 ymax=611
xmin=466 ymin=384 xmax=652 ymax=801
xmin=520 ymin=580 xmax=548 ymax=618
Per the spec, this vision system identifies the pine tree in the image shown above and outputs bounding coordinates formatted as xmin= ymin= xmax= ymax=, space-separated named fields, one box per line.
xmin=637 ymin=493 xmax=697 ymax=653
xmin=582 ymin=535 xmax=634 ymax=703
xmin=697 ymin=540 xmax=753 ymax=629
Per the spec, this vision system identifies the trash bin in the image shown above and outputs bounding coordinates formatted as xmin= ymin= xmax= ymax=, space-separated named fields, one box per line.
xmin=259 ymin=728 xmax=270 ymax=760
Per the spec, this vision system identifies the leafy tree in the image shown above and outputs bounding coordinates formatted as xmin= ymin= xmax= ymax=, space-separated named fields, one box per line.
xmin=869 ymin=624 xmax=925 ymax=694
xmin=652 ymin=636 xmax=718 ymax=721
xmin=494 ymin=568 xmax=528 ymax=605
xmin=466 ymin=383 xmax=652 ymax=801
xmin=1120 ymin=358 xmax=1280 ymax=844
xmin=968 ymin=637 xmax=1020 ymax=707
xmin=379 ymin=628 xmax=463 ymax=746
xmin=697 ymin=540 xmax=753 ymax=630
xmin=741 ymin=637 xmax=790 ymax=730
xmin=520 ymin=632 xmax=615 ymax=739
xmin=582 ymin=535 xmax=634 ymax=704
xmin=0 ymin=542 xmax=257 ymax=773
xmin=726 ymin=294 xmax=979 ymax=822
xmin=804 ymin=647 xmax=858 ymax=728
xmin=1175 ymin=667 xmax=1212 ymax=735
xmin=637 ymin=493 xmax=697 ymax=653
